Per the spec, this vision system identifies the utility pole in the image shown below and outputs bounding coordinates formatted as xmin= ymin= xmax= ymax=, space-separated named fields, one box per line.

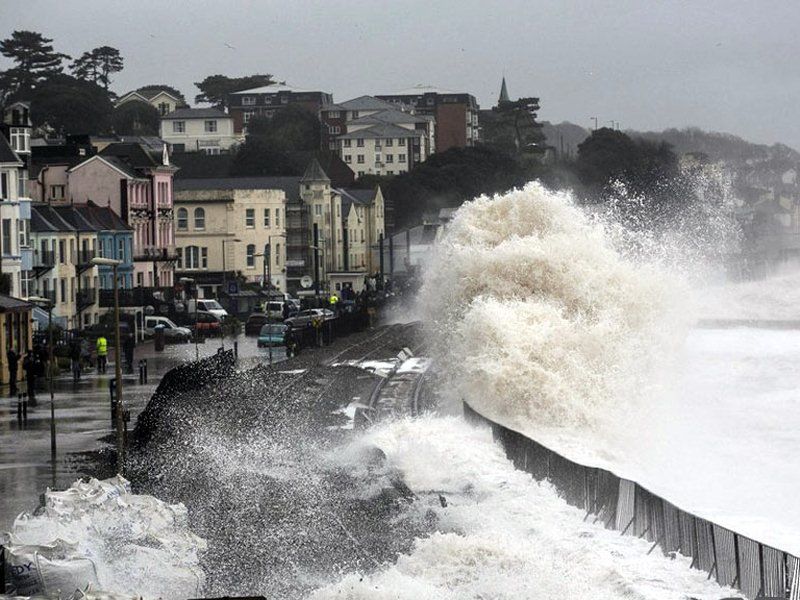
xmin=591 ymin=117 xmax=598 ymax=131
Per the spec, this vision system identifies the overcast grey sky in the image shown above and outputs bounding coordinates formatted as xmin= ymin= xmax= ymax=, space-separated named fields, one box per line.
xmin=2 ymin=0 xmax=799 ymax=148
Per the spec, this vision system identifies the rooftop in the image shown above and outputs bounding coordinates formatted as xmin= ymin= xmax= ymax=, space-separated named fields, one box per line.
xmin=0 ymin=135 xmax=22 ymax=165
xmin=336 ymin=188 xmax=377 ymax=206
xmin=161 ymin=108 xmax=230 ymax=121
xmin=230 ymin=83 xmax=312 ymax=95
xmin=338 ymin=123 xmax=424 ymax=140
xmin=326 ymin=95 xmax=397 ymax=112
xmin=0 ymin=294 xmax=32 ymax=312
xmin=383 ymin=84 xmax=460 ymax=96
xmin=348 ymin=108 xmax=428 ymax=126
xmin=173 ymin=177 xmax=301 ymax=202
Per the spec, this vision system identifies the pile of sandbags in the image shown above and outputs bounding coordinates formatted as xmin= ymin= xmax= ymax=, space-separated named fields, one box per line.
xmin=2 ymin=476 xmax=206 ymax=599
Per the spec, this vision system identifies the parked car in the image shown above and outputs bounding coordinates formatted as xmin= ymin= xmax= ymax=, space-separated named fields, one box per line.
xmin=186 ymin=299 xmax=228 ymax=320
xmin=143 ymin=316 xmax=191 ymax=343
xmin=258 ymin=323 xmax=289 ymax=347
xmin=245 ymin=313 xmax=269 ymax=336
xmin=284 ymin=308 xmax=335 ymax=328
xmin=263 ymin=301 xmax=287 ymax=320
xmin=192 ymin=310 xmax=222 ymax=336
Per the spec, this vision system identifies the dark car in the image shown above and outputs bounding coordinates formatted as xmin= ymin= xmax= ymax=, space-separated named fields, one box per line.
xmin=245 ymin=313 xmax=269 ymax=336
xmin=191 ymin=310 xmax=222 ymax=337
xmin=283 ymin=308 xmax=335 ymax=329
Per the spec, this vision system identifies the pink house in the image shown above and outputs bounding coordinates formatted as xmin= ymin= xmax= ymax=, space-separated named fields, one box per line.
xmin=68 ymin=143 xmax=178 ymax=287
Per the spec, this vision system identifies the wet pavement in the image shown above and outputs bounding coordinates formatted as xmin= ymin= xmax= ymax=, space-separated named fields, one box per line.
xmin=0 ymin=334 xmax=286 ymax=526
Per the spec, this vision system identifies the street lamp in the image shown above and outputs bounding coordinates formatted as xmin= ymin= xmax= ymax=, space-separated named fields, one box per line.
xmin=255 ymin=233 xmax=286 ymax=368
xmin=179 ymin=276 xmax=198 ymax=361
xmin=91 ymin=257 xmax=124 ymax=474
xmin=221 ymin=238 xmax=241 ymax=296
xmin=26 ymin=295 xmax=56 ymax=460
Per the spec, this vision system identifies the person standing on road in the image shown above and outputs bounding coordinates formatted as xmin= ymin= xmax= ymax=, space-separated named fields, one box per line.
xmin=22 ymin=350 xmax=36 ymax=401
xmin=69 ymin=339 xmax=82 ymax=382
xmin=96 ymin=335 xmax=108 ymax=374
xmin=123 ymin=333 xmax=135 ymax=373
xmin=7 ymin=347 xmax=19 ymax=396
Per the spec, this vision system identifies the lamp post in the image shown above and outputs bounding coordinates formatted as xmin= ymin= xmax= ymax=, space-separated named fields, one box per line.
xmin=27 ymin=296 xmax=56 ymax=459
xmin=221 ymin=238 xmax=241 ymax=297
xmin=255 ymin=233 xmax=285 ymax=368
xmin=179 ymin=277 xmax=198 ymax=360
xmin=91 ymin=257 xmax=124 ymax=474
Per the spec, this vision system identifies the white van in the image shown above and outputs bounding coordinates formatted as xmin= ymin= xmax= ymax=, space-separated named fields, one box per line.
xmin=143 ymin=316 xmax=192 ymax=342
xmin=186 ymin=299 xmax=228 ymax=320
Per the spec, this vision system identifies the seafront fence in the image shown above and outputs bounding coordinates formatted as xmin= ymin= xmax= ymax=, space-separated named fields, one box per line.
xmin=463 ymin=402 xmax=799 ymax=600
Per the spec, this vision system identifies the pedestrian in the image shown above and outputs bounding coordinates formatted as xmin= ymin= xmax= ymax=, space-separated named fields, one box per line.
xmin=282 ymin=302 xmax=290 ymax=321
xmin=7 ymin=347 xmax=19 ymax=396
xmin=123 ymin=333 xmax=135 ymax=373
xmin=69 ymin=339 xmax=82 ymax=382
xmin=22 ymin=350 xmax=36 ymax=401
xmin=96 ymin=335 xmax=108 ymax=374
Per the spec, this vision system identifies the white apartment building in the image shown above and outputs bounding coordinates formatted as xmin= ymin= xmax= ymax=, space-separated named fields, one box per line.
xmin=338 ymin=124 xmax=425 ymax=178
xmin=160 ymin=108 xmax=241 ymax=154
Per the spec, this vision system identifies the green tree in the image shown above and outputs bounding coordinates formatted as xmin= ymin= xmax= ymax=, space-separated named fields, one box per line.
xmin=0 ymin=30 xmax=69 ymax=101
xmin=194 ymin=73 xmax=274 ymax=107
xmin=111 ymin=101 xmax=160 ymax=135
xmin=230 ymin=136 xmax=302 ymax=176
xmin=71 ymin=46 xmax=124 ymax=91
xmin=246 ymin=105 xmax=320 ymax=151
xmin=482 ymin=97 xmax=546 ymax=154
xmin=21 ymin=74 xmax=113 ymax=135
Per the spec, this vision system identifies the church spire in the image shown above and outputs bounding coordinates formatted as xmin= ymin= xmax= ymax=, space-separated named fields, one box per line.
xmin=498 ymin=76 xmax=510 ymax=104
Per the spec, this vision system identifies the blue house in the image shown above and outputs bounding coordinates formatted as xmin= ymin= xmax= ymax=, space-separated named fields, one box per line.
xmin=75 ymin=203 xmax=134 ymax=289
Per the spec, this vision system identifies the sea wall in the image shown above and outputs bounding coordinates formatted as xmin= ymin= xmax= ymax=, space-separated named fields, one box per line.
xmin=464 ymin=402 xmax=798 ymax=600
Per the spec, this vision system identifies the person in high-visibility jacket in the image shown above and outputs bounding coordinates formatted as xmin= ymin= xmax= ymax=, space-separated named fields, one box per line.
xmin=328 ymin=293 xmax=339 ymax=314
xmin=96 ymin=335 xmax=108 ymax=374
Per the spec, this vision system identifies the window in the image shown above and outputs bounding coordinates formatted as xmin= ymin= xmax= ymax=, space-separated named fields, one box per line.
xmin=350 ymin=111 xmax=359 ymax=119
xmin=314 ymin=204 xmax=322 ymax=216
xmin=243 ymin=111 xmax=255 ymax=124
xmin=176 ymin=247 xmax=183 ymax=268
xmin=185 ymin=246 xmax=201 ymax=268
xmin=242 ymin=96 xmax=256 ymax=106
xmin=385 ymin=138 xmax=393 ymax=147
xmin=264 ymin=208 xmax=270 ymax=227
xmin=343 ymin=139 xmax=351 ymax=148
xmin=245 ymin=208 xmax=255 ymax=228
xmin=204 ymin=120 xmax=217 ymax=133
xmin=158 ymin=102 xmax=170 ymax=116
xmin=280 ymin=96 xmax=288 ymax=104
xmin=61 ymin=278 xmax=66 ymax=303
xmin=356 ymin=139 xmax=364 ymax=147
xmin=246 ymin=244 xmax=255 ymax=267
xmin=172 ymin=121 xmax=185 ymax=133
xmin=59 ymin=240 xmax=66 ymax=263
xmin=358 ymin=171 xmax=364 ymax=177
xmin=344 ymin=155 xmax=352 ymax=163
xmin=386 ymin=155 xmax=394 ymax=164
xmin=398 ymin=138 xmax=406 ymax=146
xmin=275 ymin=244 xmax=280 ymax=265
xmin=327 ymin=110 xmax=340 ymax=118
xmin=176 ymin=208 xmax=188 ymax=230
xmin=194 ymin=207 xmax=205 ymax=230
xmin=49 ymin=184 xmax=65 ymax=200
xmin=201 ymin=247 xmax=208 ymax=268
xmin=398 ymin=154 xmax=406 ymax=163
xmin=0 ymin=172 xmax=7 ymax=199
xmin=1 ymin=219 xmax=10 ymax=255
xmin=10 ymin=128 xmax=29 ymax=153
xmin=357 ymin=155 xmax=364 ymax=164
xmin=329 ymin=125 xmax=341 ymax=134
xmin=118 ymin=238 xmax=125 ymax=261
xmin=387 ymin=170 xmax=394 ymax=175
xmin=275 ymin=208 xmax=280 ymax=227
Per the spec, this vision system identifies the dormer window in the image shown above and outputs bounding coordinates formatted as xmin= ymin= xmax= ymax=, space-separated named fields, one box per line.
xmin=242 ymin=96 xmax=256 ymax=106
xmin=158 ymin=102 xmax=171 ymax=115
xmin=9 ymin=128 xmax=29 ymax=153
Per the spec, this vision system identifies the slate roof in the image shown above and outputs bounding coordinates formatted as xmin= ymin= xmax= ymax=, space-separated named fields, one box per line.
xmin=300 ymin=158 xmax=330 ymax=183
xmin=386 ymin=84 xmax=459 ymax=95
xmin=230 ymin=84 xmax=310 ymax=95
xmin=52 ymin=205 xmax=95 ymax=232
xmin=338 ymin=123 xmax=423 ymax=140
xmin=337 ymin=188 xmax=377 ymax=206
xmin=173 ymin=177 xmax=301 ymax=202
xmin=99 ymin=143 xmax=160 ymax=169
xmin=326 ymin=96 xmax=397 ymax=112
xmin=161 ymin=108 xmax=230 ymax=120
xmin=348 ymin=108 xmax=428 ymax=126
xmin=0 ymin=134 xmax=21 ymax=165
xmin=31 ymin=203 xmax=76 ymax=233
xmin=0 ymin=294 xmax=32 ymax=312
xmin=75 ymin=203 xmax=132 ymax=231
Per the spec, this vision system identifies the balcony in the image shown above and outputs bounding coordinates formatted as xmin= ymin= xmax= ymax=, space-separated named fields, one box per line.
xmin=99 ymin=286 xmax=175 ymax=308
xmin=133 ymin=246 xmax=179 ymax=262
xmin=76 ymin=288 xmax=96 ymax=311
xmin=32 ymin=250 xmax=55 ymax=277
xmin=75 ymin=249 xmax=96 ymax=274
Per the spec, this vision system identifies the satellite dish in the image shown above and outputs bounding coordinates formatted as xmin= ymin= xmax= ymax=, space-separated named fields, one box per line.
xmin=300 ymin=275 xmax=313 ymax=289
xmin=144 ymin=305 xmax=155 ymax=315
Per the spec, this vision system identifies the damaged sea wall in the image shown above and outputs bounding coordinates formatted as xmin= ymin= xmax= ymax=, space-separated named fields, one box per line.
xmin=463 ymin=402 xmax=798 ymax=600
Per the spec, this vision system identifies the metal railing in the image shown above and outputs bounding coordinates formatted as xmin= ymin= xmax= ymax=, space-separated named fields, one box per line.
xmin=76 ymin=249 xmax=96 ymax=265
xmin=76 ymin=287 xmax=96 ymax=309
xmin=464 ymin=402 xmax=799 ymax=599
xmin=33 ymin=250 xmax=55 ymax=268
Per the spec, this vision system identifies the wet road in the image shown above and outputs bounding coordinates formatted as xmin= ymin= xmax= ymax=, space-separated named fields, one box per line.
xmin=0 ymin=334 xmax=285 ymax=526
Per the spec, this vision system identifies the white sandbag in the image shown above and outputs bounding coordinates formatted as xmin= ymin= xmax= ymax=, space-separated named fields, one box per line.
xmin=71 ymin=586 xmax=140 ymax=600
xmin=5 ymin=543 xmax=45 ymax=596
xmin=38 ymin=553 xmax=99 ymax=597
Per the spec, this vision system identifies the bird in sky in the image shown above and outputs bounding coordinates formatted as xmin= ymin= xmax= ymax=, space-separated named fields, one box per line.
xmin=224 ymin=42 xmax=236 ymax=50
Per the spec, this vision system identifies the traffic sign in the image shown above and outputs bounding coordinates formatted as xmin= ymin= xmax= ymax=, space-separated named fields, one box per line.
xmin=300 ymin=275 xmax=313 ymax=289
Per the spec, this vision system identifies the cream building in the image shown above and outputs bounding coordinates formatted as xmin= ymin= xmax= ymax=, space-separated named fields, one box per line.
xmin=299 ymin=160 xmax=386 ymax=293
xmin=116 ymin=89 xmax=185 ymax=116
xmin=173 ymin=178 xmax=291 ymax=298
xmin=160 ymin=108 xmax=241 ymax=155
